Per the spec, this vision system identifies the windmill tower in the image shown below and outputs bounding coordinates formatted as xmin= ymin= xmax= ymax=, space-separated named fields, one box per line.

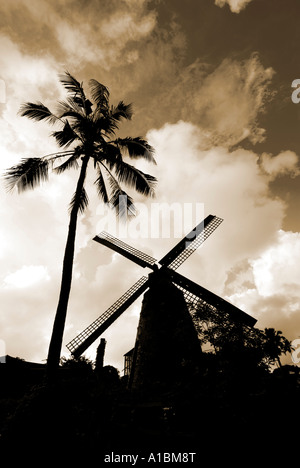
xmin=128 ymin=268 xmax=202 ymax=393
xmin=66 ymin=215 xmax=256 ymax=392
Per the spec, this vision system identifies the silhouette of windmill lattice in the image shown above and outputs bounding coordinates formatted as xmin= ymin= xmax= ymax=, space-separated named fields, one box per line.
xmin=66 ymin=214 xmax=257 ymax=358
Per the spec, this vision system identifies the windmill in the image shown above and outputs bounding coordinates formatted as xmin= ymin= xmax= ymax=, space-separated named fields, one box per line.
xmin=66 ymin=214 xmax=257 ymax=375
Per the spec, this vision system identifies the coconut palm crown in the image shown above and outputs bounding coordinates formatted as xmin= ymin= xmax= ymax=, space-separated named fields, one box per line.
xmin=4 ymin=72 xmax=157 ymax=376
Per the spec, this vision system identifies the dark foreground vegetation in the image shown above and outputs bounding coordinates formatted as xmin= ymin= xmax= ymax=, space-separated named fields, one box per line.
xmin=0 ymin=344 xmax=299 ymax=465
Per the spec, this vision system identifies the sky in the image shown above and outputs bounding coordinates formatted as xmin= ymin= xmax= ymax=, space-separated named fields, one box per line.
xmin=1 ymin=0 xmax=300 ymax=372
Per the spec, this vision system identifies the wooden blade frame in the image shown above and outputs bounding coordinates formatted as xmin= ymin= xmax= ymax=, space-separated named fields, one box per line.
xmin=159 ymin=214 xmax=223 ymax=270
xmin=93 ymin=231 xmax=157 ymax=270
xmin=66 ymin=276 xmax=149 ymax=357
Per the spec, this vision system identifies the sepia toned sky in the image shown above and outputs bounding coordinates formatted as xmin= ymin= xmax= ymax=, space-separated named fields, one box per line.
xmin=1 ymin=0 xmax=300 ymax=371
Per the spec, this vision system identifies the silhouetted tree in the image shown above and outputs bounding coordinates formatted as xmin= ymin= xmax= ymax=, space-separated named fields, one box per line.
xmin=60 ymin=354 xmax=94 ymax=370
xmin=4 ymin=72 xmax=156 ymax=378
xmin=192 ymin=302 xmax=292 ymax=372
xmin=191 ymin=301 xmax=263 ymax=353
xmin=262 ymin=327 xmax=292 ymax=368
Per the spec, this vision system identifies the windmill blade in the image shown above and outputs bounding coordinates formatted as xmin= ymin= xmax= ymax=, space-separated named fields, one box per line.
xmin=93 ymin=231 xmax=157 ymax=270
xmin=66 ymin=276 xmax=149 ymax=357
xmin=159 ymin=214 xmax=223 ymax=271
xmin=167 ymin=268 xmax=256 ymax=327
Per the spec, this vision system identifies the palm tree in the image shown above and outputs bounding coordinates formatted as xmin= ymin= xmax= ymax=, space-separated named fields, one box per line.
xmin=263 ymin=328 xmax=292 ymax=368
xmin=4 ymin=72 xmax=157 ymax=377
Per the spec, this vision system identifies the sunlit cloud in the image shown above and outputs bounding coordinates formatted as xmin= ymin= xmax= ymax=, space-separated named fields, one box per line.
xmin=4 ymin=265 xmax=50 ymax=289
xmin=251 ymin=230 xmax=300 ymax=298
xmin=227 ymin=230 xmax=300 ymax=342
xmin=260 ymin=151 xmax=300 ymax=180
xmin=215 ymin=0 xmax=253 ymax=13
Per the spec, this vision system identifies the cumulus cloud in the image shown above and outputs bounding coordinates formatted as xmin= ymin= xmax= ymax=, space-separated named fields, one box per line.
xmin=260 ymin=151 xmax=300 ymax=180
xmin=251 ymin=231 xmax=300 ymax=298
xmin=0 ymin=34 xmax=63 ymax=175
xmin=145 ymin=122 xmax=293 ymax=280
xmin=215 ymin=0 xmax=253 ymax=14
xmin=4 ymin=265 xmax=50 ymax=289
xmin=0 ymin=34 xmax=59 ymax=99
xmin=227 ymin=230 xmax=300 ymax=346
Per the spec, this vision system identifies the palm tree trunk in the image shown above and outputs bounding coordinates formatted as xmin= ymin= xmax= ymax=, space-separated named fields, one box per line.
xmin=47 ymin=156 xmax=89 ymax=378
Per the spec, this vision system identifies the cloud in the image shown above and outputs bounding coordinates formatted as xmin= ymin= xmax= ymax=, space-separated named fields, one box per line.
xmin=0 ymin=0 xmax=157 ymax=69
xmin=146 ymin=122 xmax=289 ymax=269
xmin=215 ymin=0 xmax=253 ymax=13
xmin=227 ymin=230 xmax=300 ymax=346
xmin=100 ymin=10 xmax=156 ymax=41
xmin=0 ymin=34 xmax=62 ymax=174
xmin=117 ymin=52 xmax=274 ymax=149
xmin=166 ymin=54 xmax=275 ymax=148
xmin=3 ymin=265 xmax=50 ymax=289
xmin=0 ymin=34 xmax=59 ymax=98
xmin=251 ymin=230 xmax=300 ymax=298
xmin=260 ymin=151 xmax=300 ymax=180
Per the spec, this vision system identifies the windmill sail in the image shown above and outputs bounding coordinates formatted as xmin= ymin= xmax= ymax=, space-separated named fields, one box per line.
xmin=159 ymin=214 xmax=223 ymax=270
xmin=93 ymin=232 xmax=157 ymax=270
xmin=167 ymin=268 xmax=256 ymax=327
xmin=66 ymin=276 xmax=149 ymax=357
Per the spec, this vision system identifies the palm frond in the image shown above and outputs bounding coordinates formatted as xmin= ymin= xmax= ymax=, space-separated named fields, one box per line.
xmin=59 ymin=71 xmax=84 ymax=96
xmin=110 ymin=101 xmax=133 ymax=122
xmin=4 ymin=158 xmax=49 ymax=192
xmin=89 ymin=79 xmax=110 ymax=110
xmin=44 ymin=149 xmax=80 ymax=165
xmin=91 ymin=111 xmax=119 ymax=136
xmin=114 ymin=137 xmax=156 ymax=164
xmin=96 ymin=143 xmax=121 ymax=169
xmin=114 ymin=160 xmax=156 ymax=197
xmin=59 ymin=72 xmax=86 ymax=108
xmin=71 ymin=119 xmax=93 ymax=142
xmin=69 ymin=186 xmax=89 ymax=214
xmin=57 ymin=97 xmax=93 ymax=120
xmin=94 ymin=166 xmax=109 ymax=203
xmin=109 ymin=188 xmax=136 ymax=219
xmin=51 ymin=121 xmax=79 ymax=148
xmin=54 ymin=154 xmax=80 ymax=174
xmin=92 ymin=102 xmax=132 ymax=136
xmin=106 ymin=170 xmax=136 ymax=219
xmin=19 ymin=102 xmax=59 ymax=125
xmin=56 ymin=99 xmax=73 ymax=116
xmin=56 ymin=99 xmax=81 ymax=117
